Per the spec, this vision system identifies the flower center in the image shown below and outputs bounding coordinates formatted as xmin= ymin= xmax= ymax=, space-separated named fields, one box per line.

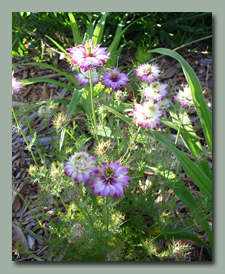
xmin=144 ymin=105 xmax=156 ymax=118
xmin=72 ymin=153 xmax=89 ymax=171
xmin=85 ymin=43 xmax=95 ymax=57
xmin=105 ymin=167 xmax=114 ymax=178
xmin=112 ymin=73 xmax=118 ymax=81
xmin=145 ymin=65 xmax=152 ymax=75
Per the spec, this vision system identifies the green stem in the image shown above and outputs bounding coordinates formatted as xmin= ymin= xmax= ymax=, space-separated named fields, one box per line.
xmin=89 ymin=69 xmax=98 ymax=142
xmin=111 ymin=91 xmax=115 ymax=138
xmin=12 ymin=105 xmax=38 ymax=166
xmin=79 ymin=182 xmax=93 ymax=226
xmin=175 ymin=109 xmax=184 ymax=146
xmin=24 ymin=114 xmax=46 ymax=168
xmin=124 ymin=127 xmax=141 ymax=163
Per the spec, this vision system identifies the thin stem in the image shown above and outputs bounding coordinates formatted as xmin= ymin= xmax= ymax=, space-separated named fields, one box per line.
xmin=89 ymin=69 xmax=98 ymax=142
xmin=111 ymin=91 xmax=115 ymax=138
xmin=175 ymin=109 xmax=184 ymax=146
xmin=124 ymin=127 xmax=141 ymax=163
xmin=12 ymin=105 xmax=38 ymax=166
xmin=79 ymin=182 xmax=93 ymax=227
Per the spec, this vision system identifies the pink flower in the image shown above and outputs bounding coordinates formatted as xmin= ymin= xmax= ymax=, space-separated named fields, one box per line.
xmin=64 ymin=150 xmax=98 ymax=184
xmin=136 ymin=63 xmax=161 ymax=83
xmin=71 ymin=223 xmax=85 ymax=238
xmin=174 ymin=86 xmax=193 ymax=110
xmin=77 ymin=68 xmax=99 ymax=86
xmin=101 ymin=68 xmax=129 ymax=91
xmin=130 ymin=100 xmax=162 ymax=129
xmin=91 ymin=161 xmax=130 ymax=198
xmin=67 ymin=40 xmax=110 ymax=71
xmin=143 ymin=81 xmax=167 ymax=102
xmin=12 ymin=70 xmax=23 ymax=93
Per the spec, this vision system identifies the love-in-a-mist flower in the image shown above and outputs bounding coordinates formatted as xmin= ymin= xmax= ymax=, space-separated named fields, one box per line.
xmin=12 ymin=70 xmax=23 ymax=93
xmin=159 ymin=97 xmax=171 ymax=110
xmin=143 ymin=81 xmax=167 ymax=102
xmin=174 ymin=86 xmax=193 ymax=110
xmin=67 ymin=40 xmax=110 ymax=71
xmin=135 ymin=63 xmax=161 ymax=83
xmin=130 ymin=100 xmax=162 ymax=129
xmin=64 ymin=150 xmax=98 ymax=184
xmin=77 ymin=68 xmax=99 ymax=86
xmin=101 ymin=68 xmax=129 ymax=91
xmin=91 ymin=161 xmax=130 ymax=198
xmin=71 ymin=223 xmax=85 ymax=238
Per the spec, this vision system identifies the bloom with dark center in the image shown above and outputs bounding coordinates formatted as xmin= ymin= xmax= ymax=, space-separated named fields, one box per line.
xmin=101 ymin=68 xmax=129 ymax=91
xmin=67 ymin=40 xmax=110 ymax=71
xmin=135 ymin=63 xmax=161 ymax=83
xmin=64 ymin=150 xmax=98 ymax=184
xmin=91 ymin=161 xmax=130 ymax=198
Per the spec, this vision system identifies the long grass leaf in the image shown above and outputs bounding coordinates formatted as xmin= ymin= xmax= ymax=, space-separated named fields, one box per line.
xmin=92 ymin=12 xmax=108 ymax=45
xmin=12 ymin=62 xmax=79 ymax=88
xmin=67 ymin=89 xmax=83 ymax=118
xmin=45 ymin=35 xmax=67 ymax=54
xmin=68 ymin=12 xmax=82 ymax=45
xmin=21 ymin=78 xmax=74 ymax=93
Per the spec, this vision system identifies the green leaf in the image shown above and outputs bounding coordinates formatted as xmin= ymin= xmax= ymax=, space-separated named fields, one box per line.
xmin=97 ymin=126 xmax=112 ymax=137
xmin=45 ymin=35 xmax=67 ymax=54
xmin=149 ymin=48 xmax=212 ymax=153
xmin=146 ymin=130 xmax=212 ymax=201
xmin=59 ymin=128 xmax=65 ymax=150
xmin=12 ymin=62 xmax=79 ymax=88
xmin=92 ymin=12 xmax=108 ymax=45
xmin=20 ymin=78 xmax=74 ymax=93
xmin=149 ymin=167 xmax=212 ymax=247
xmin=102 ymin=104 xmax=132 ymax=125
xmin=66 ymin=89 xmax=83 ymax=119
xmin=68 ymin=12 xmax=82 ymax=45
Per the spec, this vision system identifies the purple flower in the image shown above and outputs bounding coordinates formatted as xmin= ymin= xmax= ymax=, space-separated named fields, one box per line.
xmin=64 ymin=150 xmax=98 ymax=184
xmin=130 ymin=100 xmax=162 ymax=129
xmin=91 ymin=161 xmax=130 ymax=198
xmin=136 ymin=63 xmax=161 ymax=83
xmin=174 ymin=86 xmax=193 ymax=110
xmin=67 ymin=40 xmax=110 ymax=71
xmin=101 ymin=68 xmax=129 ymax=91
xmin=12 ymin=70 xmax=23 ymax=93
xmin=143 ymin=81 xmax=167 ymax=102
xmin=77 ymin=68 xmax=99 ymax=86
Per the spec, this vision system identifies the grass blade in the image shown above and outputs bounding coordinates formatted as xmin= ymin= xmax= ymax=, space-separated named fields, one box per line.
xmin=66 ymin=89 xmax=83 ymax=119
xmin=12 ymin=62 xmax=79 ymax=88
xmin=45 ymin=35 xmax=67 ymax=54
xmin=92 ymin=12 xmax=108 ymax=45
xmin=20 ymin=78 xmax=74 ymax=93
xmin=68 ymin=12 xmax=82 ymax=45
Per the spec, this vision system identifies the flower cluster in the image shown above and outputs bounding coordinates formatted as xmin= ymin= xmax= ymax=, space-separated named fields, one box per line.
xmin=64 ymin=151 xmax=130 ymax=198
xmin=12 ymin=70 xmax=23 ymax=94
xmin=131 ymin=63 xmax=167 ymax=129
